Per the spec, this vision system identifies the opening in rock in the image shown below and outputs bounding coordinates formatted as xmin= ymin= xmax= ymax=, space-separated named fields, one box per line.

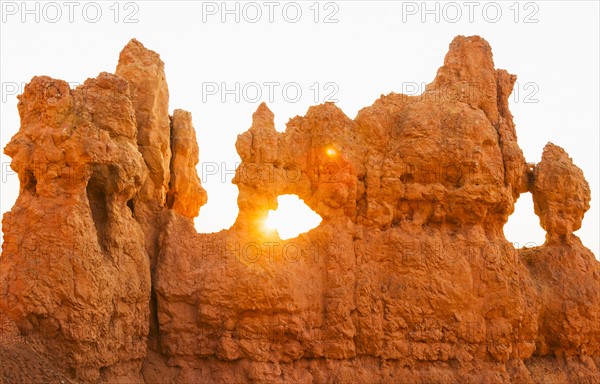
xmin=264 ymin=195 xmax=322 ymax=240
xmin=23 ymin=170 xmax=37 ymax=194
xmin=86 ymin=181 xmax=110 ymax=252
xmin=503 ymin=192 xmax=545 ymax=249
xmin=127 ymin=199 xmax=135 ymax=215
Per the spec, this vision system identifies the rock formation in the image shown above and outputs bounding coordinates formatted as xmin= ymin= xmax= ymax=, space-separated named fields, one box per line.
xmin=1 ymin=36 xmax=598 ymax=383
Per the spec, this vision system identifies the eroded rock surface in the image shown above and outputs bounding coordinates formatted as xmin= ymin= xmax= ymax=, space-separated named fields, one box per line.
xmin=1 ymin=36 xmax=598 ymax=383
xmin=523 ymin=143 xmax=599 ymax=362
xmin=1 ymin=73 xmax=150 ymax=382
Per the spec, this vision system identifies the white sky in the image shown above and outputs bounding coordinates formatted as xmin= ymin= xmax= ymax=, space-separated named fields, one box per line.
xmin=1 ymin=1 xmax=598 ymax=258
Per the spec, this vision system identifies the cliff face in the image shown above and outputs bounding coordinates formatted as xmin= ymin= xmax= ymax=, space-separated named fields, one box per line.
xmin=1 ymin=36 xmax=598 ymax=384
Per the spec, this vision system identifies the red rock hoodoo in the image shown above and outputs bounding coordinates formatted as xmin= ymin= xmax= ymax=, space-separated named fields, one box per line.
xmin=1 ymin=36 xmax=598 ymax=383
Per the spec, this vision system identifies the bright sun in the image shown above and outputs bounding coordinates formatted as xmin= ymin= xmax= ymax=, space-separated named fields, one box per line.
xmin=264 ymin=195 xmax=322 ymax=240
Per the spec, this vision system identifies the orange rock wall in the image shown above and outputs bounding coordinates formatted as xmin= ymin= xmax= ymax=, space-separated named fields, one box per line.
xmin=1 ymin=36 xmax=598 ymax=383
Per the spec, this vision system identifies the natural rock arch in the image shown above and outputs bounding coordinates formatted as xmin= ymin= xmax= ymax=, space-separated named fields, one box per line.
xmin=1 ymin=36 xmax=598 ymax=383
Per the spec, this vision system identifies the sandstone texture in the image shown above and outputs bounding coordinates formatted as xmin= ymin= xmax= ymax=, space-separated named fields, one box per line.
xmin=1 ymin=36 xmax=598 ymax=383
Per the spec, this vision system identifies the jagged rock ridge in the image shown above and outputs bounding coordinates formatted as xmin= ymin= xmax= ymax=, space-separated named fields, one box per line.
xmin=1 ymin=36 xmax=598 ymax=383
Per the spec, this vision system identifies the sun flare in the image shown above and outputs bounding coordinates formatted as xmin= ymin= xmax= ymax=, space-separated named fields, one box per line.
xmin=325 ymin=146 xmax=337 ymax=157
xmin=264 ymin=213 xmax=277 ymax=230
